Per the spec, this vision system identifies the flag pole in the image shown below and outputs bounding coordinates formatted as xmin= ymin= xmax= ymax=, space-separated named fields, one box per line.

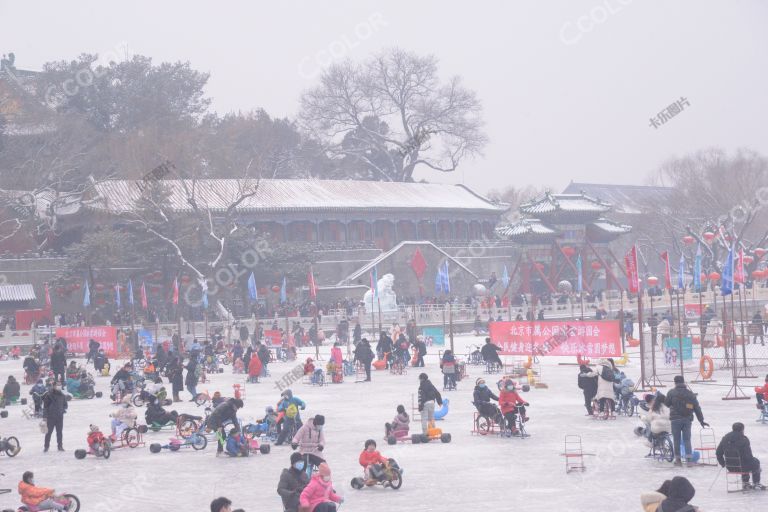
xmin=737 ymin=282 xmax=755 ymax=378
xmin=448 ymin=297 xmax=454 ymax=355
xmin=676 ymin=285 xmax=684 ymax=379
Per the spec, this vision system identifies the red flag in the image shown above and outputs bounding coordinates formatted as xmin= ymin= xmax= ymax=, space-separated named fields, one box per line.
xmin=44 ymin=283 xmax=51 ymax=308
xmin=410 ymin=249 xmax=427 ymax=279
xmin=624 ymin=245 xmax=639 ymax=293
xmin=307 ymin=267 xmax=317 ymax=299
xmin=736 ymin=249 xmax=745 ymax=284
xmin=140 ymin=281 xmax=148 ymax=309
xmin=172 ymin=278 xmax=179 ymax=305
xmin=660 ymin=251 xmax=672 ymax=290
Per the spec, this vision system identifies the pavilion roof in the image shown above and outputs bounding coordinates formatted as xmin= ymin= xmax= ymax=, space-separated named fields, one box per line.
xmin=519 ymin=192 xmax=611 ymax=216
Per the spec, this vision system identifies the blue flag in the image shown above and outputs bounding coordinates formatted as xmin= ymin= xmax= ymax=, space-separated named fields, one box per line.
xmin=693 ymin=244 xmax=702 ymax=292
xmin=127 ymin=279 xmax=134 ymax=306
xmin=576 ymin=255 xmax=583 ymax=293
xmin=678 ymin=253 xmax=686 ymax=290
xmin=370 ymin=266 xmax=378 ymax=298
xmin=721 ymin=245 xmax=734 ymax=296
xmin=280 ymin=276 xmax=287 ymax=304
xmin=83 ymin=280 xmax=90 ymax=308
xmin=501 ymin=265 xmax=510 ymax=289
xmin=248 ymin=272 xmax=258 ymax=302
xmin=441 ymin=261 xmax=451 ymax=294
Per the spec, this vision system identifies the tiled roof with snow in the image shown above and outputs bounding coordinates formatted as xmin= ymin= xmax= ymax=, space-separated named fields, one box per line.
xmin=0 ymin=284 xmax=36 ymax=302
xmin=90 ymin=179 xmax=507 ymax=214
xmin=590 ymin=219 xmax=632 ymax=234
xmin=495 ymin=218 xmax=559 ymax=238
xmin=562 ymin=182 xmax=674 ymax=215
xmin=519 ymin=192 xmax=611 ymax=215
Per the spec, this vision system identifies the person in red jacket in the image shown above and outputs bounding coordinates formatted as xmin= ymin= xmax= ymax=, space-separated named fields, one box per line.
xmin=755 ymin=374 xmax=768 ymax=409
xmin=498 ymin=378 xmax=529 ymax=435
xmin=248 ymin=354 xmax=263 ymax=383
xmin=87 ymin=424 xmax=106 ymax=453
xmin=358 ymin=439 xmax=389 ymax=485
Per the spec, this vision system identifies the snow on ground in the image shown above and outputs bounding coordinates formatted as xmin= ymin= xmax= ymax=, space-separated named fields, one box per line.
xmin=0 ymin=334 xmax=766 ymax=511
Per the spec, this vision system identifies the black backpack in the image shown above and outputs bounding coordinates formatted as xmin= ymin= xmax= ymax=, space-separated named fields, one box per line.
xmin=600 ymin=365 xmax=613 ymax=381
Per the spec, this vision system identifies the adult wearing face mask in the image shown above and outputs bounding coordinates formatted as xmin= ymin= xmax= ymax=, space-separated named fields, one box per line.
xmin=472 ymin=378 xmax=500 ymax=419
xmin=292 ymin=415 xmax=326 ymax=468
xmin=42 ymin=381 xmax=68 ymax=452
xmin=278 ymin=452 xmax=311 ymax=512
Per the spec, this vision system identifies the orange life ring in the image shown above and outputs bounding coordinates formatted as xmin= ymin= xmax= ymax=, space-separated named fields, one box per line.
xmin=699 ymin=355 xmax=714 ymax=380
xmin=523 ymin=356 xmax=533 ymax=369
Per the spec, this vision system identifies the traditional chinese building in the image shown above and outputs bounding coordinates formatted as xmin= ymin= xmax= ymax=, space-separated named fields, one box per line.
xmin=495 ymin=191 xmax=631 ymax=294
xmin=88 ymin=179 xmax=508 ymax=251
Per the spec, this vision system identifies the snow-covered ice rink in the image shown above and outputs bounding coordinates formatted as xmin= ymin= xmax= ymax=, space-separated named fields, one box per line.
xmin=0 ymin=334 xmax=766 ymax=511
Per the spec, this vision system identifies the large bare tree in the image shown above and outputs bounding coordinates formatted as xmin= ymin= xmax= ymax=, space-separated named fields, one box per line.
xmin=300 ymin=48 xmax=487 ymax=182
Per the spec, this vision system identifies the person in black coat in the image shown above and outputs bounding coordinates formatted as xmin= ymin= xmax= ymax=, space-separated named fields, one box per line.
xmin=376 ymin=332 xmax=393 ymax=364
xmin=473 ymin=378 xmax=499 ymax=418
xmin=417 ymin=373 xmax=443 ymax=434
xmin=50 ymin=345 xmax=66 ymax=386
xmin=2 ymin=375 xmax=20 ymax=406
xmin=86 ymin=338 xmax=99 ymax=364
xmin=155 ymin=343 xmax=167 ymax=372
xmin=411 ymin=337 xmax=427 ymax=367
xmin=480 ymin=337 xmax=503 ymax=368
xmin=243 ymin=347 xmax=252 ymax=374
xmin=577 ymin=364 xmax=598 ymax=415
xmin=657 ymin=476 xmax=697 ymax=512
xmin=167 ymin=357 xmax=184 ymax=402
xmin=185 ymin=359 xmax=199 ymax=401
xmin=207 ymin=398 xmax=244 ymax=454
xmin=23 ymin=355 xmax=40 ymax=382
xmin=353 ymin=339 xmax=375 ymax=381
xmin=666 ymin=375 xmax=708 ymax=465
xmin=42 ymin=382 xmax=68 ymax=451
xmin=353 ymin=322 xmax=362 ymax=345
xmin=277 ymin=451 xmax=311 ymax=512
xmin=257 ymin=342 xmax=271 ymax=376
xmin=716 ymin=422 xmax=764 ymax=489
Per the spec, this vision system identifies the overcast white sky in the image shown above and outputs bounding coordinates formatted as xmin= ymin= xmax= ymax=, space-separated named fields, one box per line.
xmin=2 ymin=0 xmax=767 ymax=195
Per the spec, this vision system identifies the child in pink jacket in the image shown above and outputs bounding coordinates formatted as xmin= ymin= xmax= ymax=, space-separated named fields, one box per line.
xmin=299 ymin=463 xmax=342 ymax=512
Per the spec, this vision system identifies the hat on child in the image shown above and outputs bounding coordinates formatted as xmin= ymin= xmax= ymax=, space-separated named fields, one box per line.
xmin=318 ymin=463 xmax=331 ymax=478
xmin=89 ymin=424 xmax=100 ymax=433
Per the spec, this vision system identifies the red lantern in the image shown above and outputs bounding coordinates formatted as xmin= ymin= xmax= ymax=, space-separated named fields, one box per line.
xmin=271 ymin=285 xmax=280 ymax=293
xmin=700 ymin=272 xmax=708 ymax=282
xmin=743 ymin=255 xmax=754 ymax=265
xmin=561 ymin=246 xmax=576 ymax=257
xmin=703 ymin=232 xmax=715 ymax=242
xmin=709 ymin=272 xmax=720 ymax=281
xmin=591 ymin=261 xmax=602 ymax=270
xmin=647 ymin=276 xmax=659 ymax=286
xmin=682 ymin=235 xmax=695 ymax=245
xmin=755 ymin=248 xmax=766 ymax=259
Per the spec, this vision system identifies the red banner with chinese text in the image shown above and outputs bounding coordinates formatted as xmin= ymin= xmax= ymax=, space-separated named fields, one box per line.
xmin=55 ymin=326 xmax=118 ymax=357
xmin=488 ymin=320 xmax=622 ymax=357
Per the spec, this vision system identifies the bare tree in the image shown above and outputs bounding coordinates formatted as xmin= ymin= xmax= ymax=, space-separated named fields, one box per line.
xmin=641 ymin=147 xmax=768 ymax=275
xmin=300 ymin=48 xmax=487 ymax=182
